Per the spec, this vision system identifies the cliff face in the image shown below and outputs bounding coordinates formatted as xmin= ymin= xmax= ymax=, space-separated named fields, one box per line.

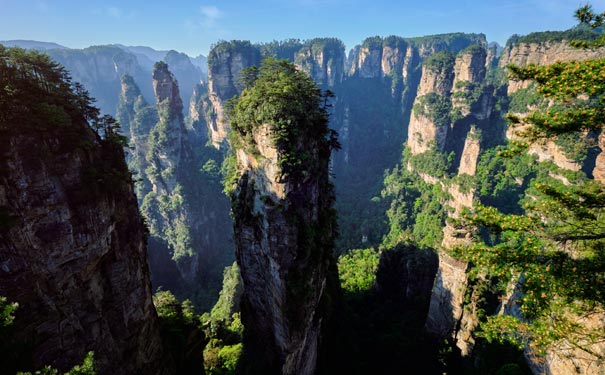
xmin=120 ymin=63 xmax=232 ymax=309
xmin=503 ymin=40 xmax=605 ymax=173
xmin=206 ymin=41 xmax=262 ymax=147
xmin=163 ymin=50 xmax=203 ymax=115
xmin=294 ymin=38 xmax=345 ymax=88
xmin=0 ymin=48 xmax=167 ymax=374
xmin=500 ymin=40 xmax=605 ymax=94
xmin=47 ymin=46 xmax=154 ymax=115
xmin=140 ymin=62 xmax=209 ymax=283
xmin=407 ymin=52 xmax=455 ymax=154
xmin=229 ymin=60 xmax=338 ymax=375
xmin=408 ymin=44 xmax=491 ymax=157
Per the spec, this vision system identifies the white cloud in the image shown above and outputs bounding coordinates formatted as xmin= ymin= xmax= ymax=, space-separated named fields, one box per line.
xmin=200 ymin=5 xmax=222 ymax=28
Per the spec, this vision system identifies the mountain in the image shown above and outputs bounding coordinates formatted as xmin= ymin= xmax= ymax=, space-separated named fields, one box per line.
xmin=0 ymin=46 xmax=170 ymax=375
xmin=1 ymin=40 xmax=207 ymax=117
xmin=0 ymin=39 xmax=67 ymax=50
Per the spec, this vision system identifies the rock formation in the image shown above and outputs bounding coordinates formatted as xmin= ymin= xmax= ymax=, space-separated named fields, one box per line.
xmin=0 ymin=47 xmax=168 ymax=374
xmin=206 ymin=41 xmax=262 ymax=147
xmin=294 ymin=38 xmax=345 ymax=88
xmin=46 ymin=45 xmax=154 ymax=115
xmin=229 ymin=59 xmax=338 ymax=375
xmin=163 ymin=50 xmax=203 ymax=115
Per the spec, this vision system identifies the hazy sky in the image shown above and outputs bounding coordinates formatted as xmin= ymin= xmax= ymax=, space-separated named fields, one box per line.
xmin=0 ymin=0 xmax=599 ymax=56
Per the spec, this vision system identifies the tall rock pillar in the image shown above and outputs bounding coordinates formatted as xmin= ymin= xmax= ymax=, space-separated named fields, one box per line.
xmin=228 ymin=59 xmax=339 ymax=375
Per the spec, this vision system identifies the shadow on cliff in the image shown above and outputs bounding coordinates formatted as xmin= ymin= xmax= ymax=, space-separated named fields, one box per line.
xmin=318 ymin=243 xmax=444 ymax=375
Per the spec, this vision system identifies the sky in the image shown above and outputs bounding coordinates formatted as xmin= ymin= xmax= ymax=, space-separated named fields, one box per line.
xmin=0 ymin=0 xmax=600 ymax=57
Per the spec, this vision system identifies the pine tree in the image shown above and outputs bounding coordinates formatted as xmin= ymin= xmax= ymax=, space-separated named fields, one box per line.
xmin=454 ymin=4 xmax=605 ymax=360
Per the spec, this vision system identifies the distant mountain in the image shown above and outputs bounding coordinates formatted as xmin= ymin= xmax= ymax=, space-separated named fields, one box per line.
xmin=0 ymin=39 xmax=67 ymax=50
xmin=190 ymin=54 xmax=209 ymax=76
xmin=115 ymin=44 xmax=208 ymax=76
xmin=1 ymin=40 xmax=207 ymax=116
xmin=114 ymin=44 xmax=170 ymax=70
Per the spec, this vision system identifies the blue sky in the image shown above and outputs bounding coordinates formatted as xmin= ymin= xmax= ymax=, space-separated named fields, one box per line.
xmin=0 ymin=0 xmax=599 ymax=56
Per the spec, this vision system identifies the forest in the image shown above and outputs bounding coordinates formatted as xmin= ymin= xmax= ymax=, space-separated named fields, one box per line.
xmin=0 ymin=3 xmax=604 ymax=375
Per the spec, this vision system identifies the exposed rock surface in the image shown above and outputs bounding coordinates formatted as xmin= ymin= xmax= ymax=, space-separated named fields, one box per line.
xmin=46 ymin=46 xmax=154 ymax=115
xmin=0 ymin=71 xmax=168 ymax=374
xmin=408 ymin=54 xmax=455 ymax=154
xmin=425 ymin=251 xmax=469 ymax=339
xmin=230 ymin=62 xmax=338 ymax=375
xmin=140 ymin=62 xmax=234 ymax=287
xmin=295 ymin=38 xmax=345 ymax=87
xmin=162 ymin=50 xmax=203 ymax=114
xmin=458 ymin=130 xmax=481 ymax=176
xmin=206 ymin=41 xmax=261 ymax=147
xmin=500 ymin=40 xmax=605 ymax=94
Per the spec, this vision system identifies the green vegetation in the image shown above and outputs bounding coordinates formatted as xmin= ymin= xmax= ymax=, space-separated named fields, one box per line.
xmin=153 ymin=290 xmax=205 ymax=374
xmin=337 ymin=248 xmax=380 ymax=295
xmin=332 ymin=75 xmax=403 ymax=253
xmin=208 ymin=41 xmax=261 ymax=71
xmin=455 ymin=6 xmax=605 ymax=361
xmin=226 ymin=57 xmax=339 ymax=185
xmin=506 ymin=84 xmax=548 ymax=114
xmin=361 ymin=36 xmax=383 ymax=50
xmin=413 ymin=93 xmax=452 ymax=128
xmin=423 ymin=50 xmax=455 ymax=73
xmin=258 ymin=39 xmax=303 ymax=60
xmin=475 ymin=146 xmax=537 ymax=214
xmin=406 ymin=32 xmax=486 ymax=49
xmin=381 ymin=147 xmax=451 ymax=249
xmin=324 ymin=244 xmax=443 ymax=374
xmin=200 ymin=263 xmax=243 ymax=375
xmin=17 ymin=353 xmax=96 ymax=375
xmin=508 ymin=24 xmax=601 ymax=45
xmin=0 ymin=297 xmax=96 ymax=375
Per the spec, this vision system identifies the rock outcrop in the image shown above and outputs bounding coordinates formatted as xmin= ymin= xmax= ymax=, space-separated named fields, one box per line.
xmin=162 ymin=50 xmax=203 ymax=115
xmin=295 ymin=38 xmax=345 ymax=88
xmin=47 ymin=46 xmax=154 ymax=115
xmin=206 ymin=41 xmax=262 ymax=147
xmin=0 ymin=48 xmax=168 ymax=374
xmin=500 ymin=39 xmax=605 ymax=94
xmin=229 ymin=60 xmax=338 ymax=375
xmin=119 ymin=63 xmax=233 ymax=310
xmin=407 ymin=51 xmax=455 ymax=154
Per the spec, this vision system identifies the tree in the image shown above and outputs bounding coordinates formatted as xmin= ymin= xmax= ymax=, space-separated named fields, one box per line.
xmin=455 ymin=4 xmax=605 ymax=361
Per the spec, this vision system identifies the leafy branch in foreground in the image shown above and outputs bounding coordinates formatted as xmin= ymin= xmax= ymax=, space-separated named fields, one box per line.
xmin=454 ymin=4 xmax=605 ymax=360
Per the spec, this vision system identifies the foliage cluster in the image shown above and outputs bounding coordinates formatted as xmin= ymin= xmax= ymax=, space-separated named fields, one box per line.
xmin=207 ymin=41 xmax=260 ymax=71
xmin=337 ymin=248 xmax=380 ymax=295
xmin=200 ymin=263 xmax=243 ymax=375
xmin=508 ymin=25 xmax=601 ymax=45
xmin=423 ymin=51 xmax=455 ymax=73
xmin=153 ymin=290 xmax=205 ymax=374
xmin=413 ymin=92 xmax=452 ymax=128
xmin=226 ymin=57 xmax=339 ymax=186
xmin=506 ymin=84 xmax=548 ymax=114
xmin=455 ymin=6 xmax=605 ymax=360
xmin=381 ymin=147 xmax=451 ymax=249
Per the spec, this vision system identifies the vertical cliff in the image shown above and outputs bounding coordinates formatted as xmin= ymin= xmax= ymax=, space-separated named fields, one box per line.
xmin=501 ymin=36 xmax=605 ymax=172
xmin=407 ymin=51 xmax=455 ymax=154
xmin=138 ymin=61 xmax=234 ymax=290
xmin=294 ymin=38 xmax=345 ymax=88
xmin=162 ymin=50 xmax=203 ymax=115
xmin=227 ymin=59 xmax=339 ymax=375
xmin=46 ymin=45 xmax=154 ymax=115
xmin=206 ymin=41 xmax=262 ymax=147
xmin=0 ymin=46 xmax=168 ymax=374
